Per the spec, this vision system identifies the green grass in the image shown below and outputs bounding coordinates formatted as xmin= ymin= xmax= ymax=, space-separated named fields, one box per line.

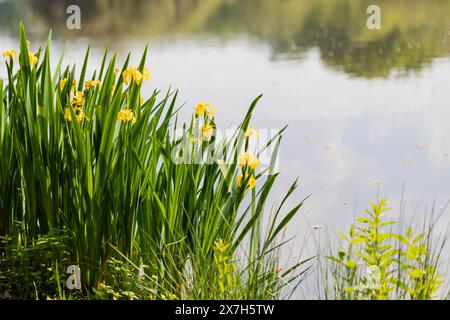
xmin=0 ymin=23 xmax=309 ymax=299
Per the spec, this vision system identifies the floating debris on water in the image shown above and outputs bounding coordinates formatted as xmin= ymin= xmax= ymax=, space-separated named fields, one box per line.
xmin=400 ymin=158 xmax=413 ymax=166
xmin=417 ymin=143 xmax=429 ymax=150
xmin=304 ymin=133 xmax=314 ymax=142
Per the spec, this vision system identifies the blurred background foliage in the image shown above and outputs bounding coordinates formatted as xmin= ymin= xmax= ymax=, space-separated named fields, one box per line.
xmin=1 ymin=0 xmax=450 ymax=78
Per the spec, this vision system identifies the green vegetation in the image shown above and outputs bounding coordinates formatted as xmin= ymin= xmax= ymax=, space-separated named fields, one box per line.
xmin=321 ymin=199 xmax=449 ymax=300
xmin=0 ymin=24 xmax=308 ymax=299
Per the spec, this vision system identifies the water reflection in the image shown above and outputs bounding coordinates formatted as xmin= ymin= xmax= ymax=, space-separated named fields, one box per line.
xmin=1 ymin=0 xmax=450 ymax=78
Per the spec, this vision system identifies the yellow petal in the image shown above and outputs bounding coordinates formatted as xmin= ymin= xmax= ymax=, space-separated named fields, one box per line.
xmin=202 ymin=124 xmax=214 ymax=139
xmin=64 ymin=108 xmax=72 ymax=121
xmin=195 ymin=102 xmax=207 ymax=116
xmin=248 ymin=155 xmax=260 ymax=170
xmin=143 ymin=68 xmax=151 ymax=81
xmin=28 ymin=53 xmax=38 ymax=66
xmin=248 ymin=176 xmax=256 ymax=189
xmin=207 ymin=107 xmax=215 ymax=117
xmin=60 ymin=78 xmax=68 ymax=90
xmin=237 ymin=174 xmax=243 ymax=188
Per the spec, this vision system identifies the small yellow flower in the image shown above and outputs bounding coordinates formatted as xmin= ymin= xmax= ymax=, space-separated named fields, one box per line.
xmin=238 ymin=152 xmax=250 ymax=168
xmin=64 ymin=108 xmax=72 ymax=121
xmin=60 ymin=78 xmax=68 ymax=90
xmin=85 ymin=80 xmax=101 ymax=88
xmin=207 ymin=106 xmax=215 ymax=117
xmin=122 ymin=67 xmax=136 ymax=85
xmin=134 ymin=70 xmax=143 ymax=85
xmin=118 ymin=109 xmax=137 ymax=124
xmin=245 ymin=126 xmax=259 ymax=139
xmin=237 ymin=174 xmax=256 ymax=189
xmin=248 ymin=176 xmax=256 ymax=189
xmin=122 ymin=67 xmax=147 ymax=85
xmin=190 ymin=137 xmax=200 ymax=145
xmin=78 ymin=111 xmax=90 ymax=122
xmin=238 ymin=152 xmax=260 ymax=170
xmin=28 ymin=52 xmax=38 ymax=66
xmin=2 ymin=50 xmax=18 ymax=59
xmin=143 ymin=67 xmax=151 ymax=81
xmin=237 ymin=174 xmax=243 ymax=187
xmin=65 ymin=107 xmax=89 ymax=122
xmin=202 ymin=124 xmax=214 ymax=139
xmin=71 ymin=91 xmax=85 ymax=106
xmin=114 ymin=67 xmax=120 ymax=75
xmin=195 ymin=101 xmax=212 ymax=116
xmin=248 ymin=155 xmax=260 ymax=170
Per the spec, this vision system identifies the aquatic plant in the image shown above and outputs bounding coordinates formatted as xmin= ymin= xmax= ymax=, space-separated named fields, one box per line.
xmin=0 ymin=24 xmax=308 ymax=299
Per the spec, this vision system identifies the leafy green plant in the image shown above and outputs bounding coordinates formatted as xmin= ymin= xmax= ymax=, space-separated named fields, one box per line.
xmin=0 ymin=230 xmax=72 ymax=299
xmin=326 ymin=199 xmax=446 ymax=300
xmin=0 ymin=23 xmax=308 ymax=299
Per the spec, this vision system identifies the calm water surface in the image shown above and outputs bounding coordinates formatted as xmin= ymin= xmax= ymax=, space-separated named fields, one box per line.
xmin=1 ymin=0 xmax=450 ymax=295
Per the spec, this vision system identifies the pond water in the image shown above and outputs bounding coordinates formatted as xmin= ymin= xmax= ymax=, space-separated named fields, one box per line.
xmin=1 ymin=0 xmax=450 ymax=296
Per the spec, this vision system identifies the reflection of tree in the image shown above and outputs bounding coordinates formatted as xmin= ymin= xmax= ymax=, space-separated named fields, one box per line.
xmin=205 ymin=0 xmax=450 ymax=78
xmin=292 ymin=20 xmax=436 ymax=78
xmin=2 ymin=0 xmax=450 ymax=78
xmin=26 ymin=0 xmax=206 ymax=36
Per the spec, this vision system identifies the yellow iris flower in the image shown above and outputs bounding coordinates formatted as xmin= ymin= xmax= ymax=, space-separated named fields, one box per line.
xmin=202 ymin=124 xmax=214 ymax=139
xmin=3 ymin=50 xmax=18 ymax=59
xmin=28 ymin=53 xmax=38 ymax=66
xmin=237 ymin=175 xmax=256 ymax=189
xmin=195 ymin=101 xmax=213 ymax=117
xmin=65 ymin=107 xmax=89 ymax=122
xmin=85 ymin=80 xmax=101 ymax=88
xmin=71 ymin=91 xmax=85 ymax=106
xmin=118 ymin=109 xmax=137 ymax=124
xmin=238 ymin=152 xmax=260 ymax=170
xmin=122 ymin=67 xmax=150 ymax=85
xmin=143 ymin=67 xmax=151 ymax=81
xmin=207 ymin=107 xmax=215 ymax=117
xmin=245 ymin=126 xmax=259 ymax=139
xmin=248 ymin=156 xmax=260 ymax=170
